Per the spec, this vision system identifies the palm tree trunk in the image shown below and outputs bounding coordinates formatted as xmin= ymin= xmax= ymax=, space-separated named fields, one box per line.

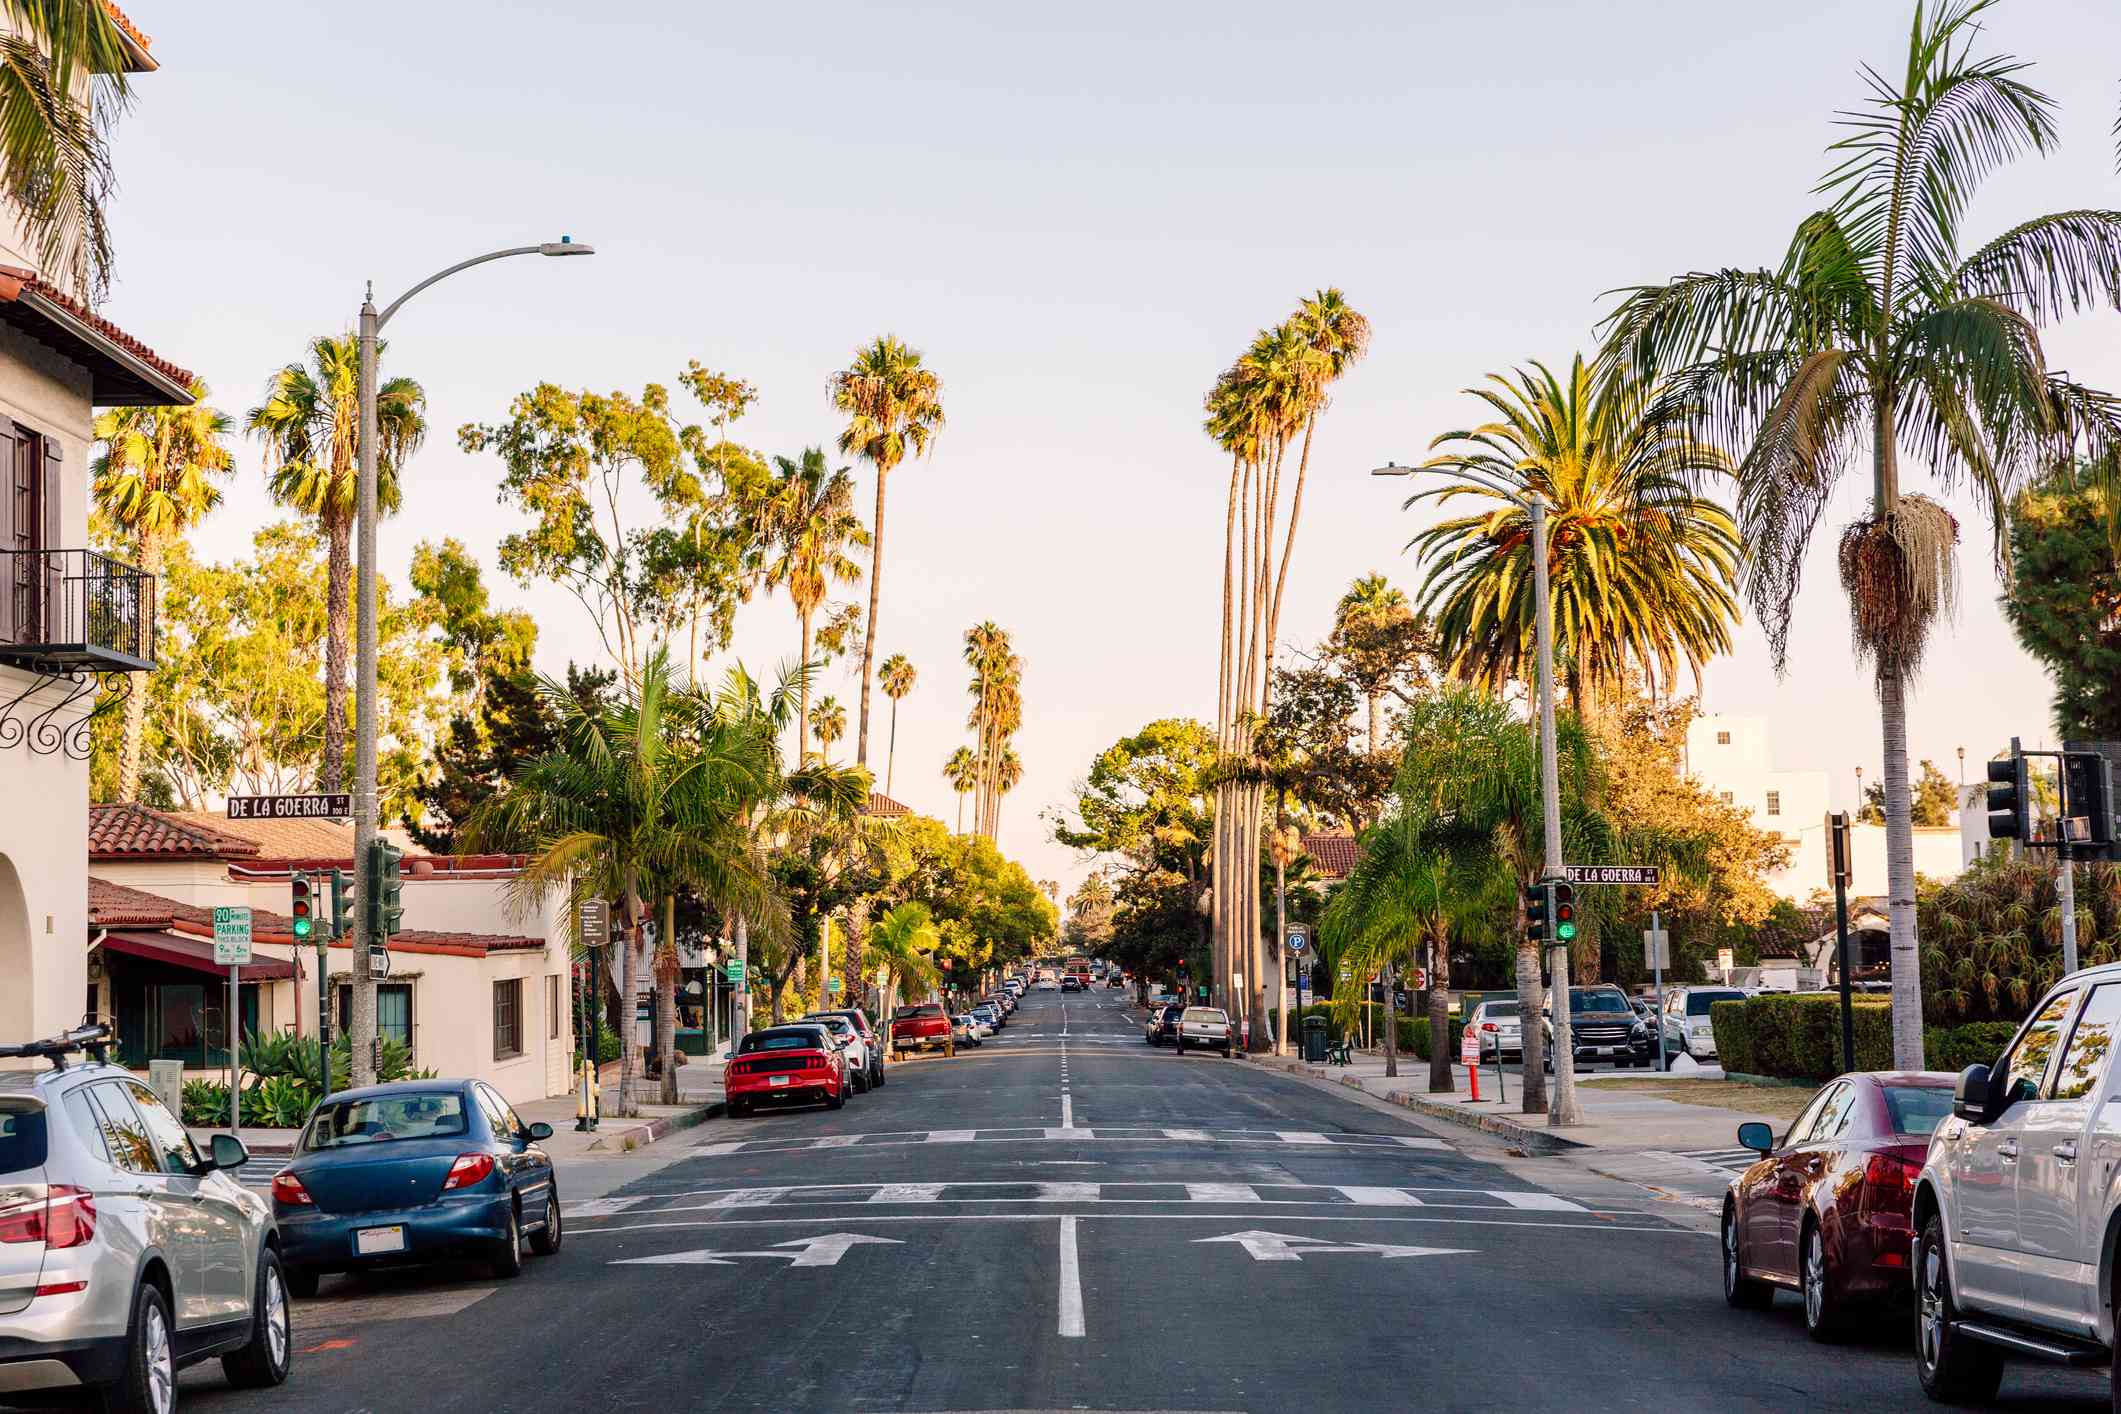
xmin=956 ymin=791 xmax=964 ymax=835
xmin=797 ymin=605 xmax=814 ymax=761
xmin=1383 ymin=961 xmax=1398 ymax=1079
xmin=886 ymin=697 xmax=899 ymax=796
xmin=1367 ymin=692 xmax=1382 ymax=756
xmin=1273 ymin=790 xmax=1289 ymax=1056
xmin=657 ymin=893 xmax=679 ymax=1105
xmin=1881 ymin=667 xmax=1923 ymax=1067
xmin=617 ymin=886 xmax=641 ymax=1117
xmin=855 ymin=470 xmax=886 ymax=766
xmin=117 ymin=530 xmax=162 ymax=802
xmin=1427 ymin=924 xmax=1452 ymax=1094
xmin=321 ymin=507 xmax=352 ymax=791
xmin=1515 ymin=888 xmax=1547 ymax=1115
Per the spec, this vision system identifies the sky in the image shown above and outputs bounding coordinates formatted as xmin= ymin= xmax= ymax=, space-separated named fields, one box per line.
xmin=96 ymin=0 xmax=2121 ymax=898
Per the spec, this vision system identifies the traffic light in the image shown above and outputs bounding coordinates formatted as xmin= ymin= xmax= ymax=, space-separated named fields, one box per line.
xmin=1987 ymin=749 xmax=2030 ymax=841
xmin=365 ymin=838 xmax=405 ymax=941
xmin=1551 ymin=882 xmax=1577 ymax=943
xmin=2063 ymin=745 xmax=2118 ymax=860
xmin=328 ymin=868 xmax=351 ymax=939
xmin=289 ymin=873 xmax=315 ymax=940
xmin=1525 ymin=883 xmax=1549 ymax=946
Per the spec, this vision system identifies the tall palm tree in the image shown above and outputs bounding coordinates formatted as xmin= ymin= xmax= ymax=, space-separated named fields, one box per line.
xmin=92 ymin=383 xmax=233 ymax=801
xmin=962 ymin=622 xmax=1021 ymax=839
xmin=0 ymin=0 xmax=135 ymax=301
xmin=878 ymin=652 xmax=917 ymax=795
xmin=829 ymin=336 xmax=945 ymax=768
xmin=944 ymin=745 xmax=978 ymax=834
xmin=812 ymin=695 xmax=847 ymax=761
xmin=1605 ymin=0 xmax=2121 ymax=1067
xmin=1407 ymin=355 xmax=1740 ymax=714
xmin=1334 ymin=574 xmax=1414 ymax=753
xmin=760 ymin=447 xmax=866 ymax=757
xmin=247 ymin=335 xmax=427 ymax=791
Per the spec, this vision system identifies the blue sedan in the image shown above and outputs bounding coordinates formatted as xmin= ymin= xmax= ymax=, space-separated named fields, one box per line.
xmin=270 ymin=1079 xmax=560 ymax=1295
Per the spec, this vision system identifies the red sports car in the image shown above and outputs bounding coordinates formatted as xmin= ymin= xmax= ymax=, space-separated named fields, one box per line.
xmin=1721 ymin=1069 xmax=1957 ymax=1338
xmin=724 ymin=1024 xmax=849 ymax=1117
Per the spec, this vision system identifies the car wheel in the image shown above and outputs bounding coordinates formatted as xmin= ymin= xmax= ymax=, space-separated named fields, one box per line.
xmin=873 ymin=1063 xmax=885 ymax=1088
xmin=492 ymin=1201 xmax=525 ymax=1280
xmin=1915 ymin=1212 xmax=2003 ymax=1402
xmin=104 ymin=1279 xmax=176 ymax=1414
xmin=221 ymin=1246 xmax=292 ymax=1389
xmin=1721 ymin=1202 xmax=1773 ymax=1310
xmin=1801 ymin=1221 xmax=1844 ymax=1340
xmin=826 ymin=1081 xmax=847 ymax=1111
xmin=283 ymin=1262 xmax=319 ymax=1300
xmin=530 ymin=1187 xmax=563 ymax=1256
xmin=727 ymin=1098 xmax=748 ymax=1118
xmin=1175 ymin=1038 xmax=1186 ymax=1055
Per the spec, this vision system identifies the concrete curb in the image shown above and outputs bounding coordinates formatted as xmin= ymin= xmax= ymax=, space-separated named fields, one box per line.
xmin=1253 ymin=1056 xmax=1589 ymax=1154
xmin=586 ymin=1099 xmax=723 ymax=1153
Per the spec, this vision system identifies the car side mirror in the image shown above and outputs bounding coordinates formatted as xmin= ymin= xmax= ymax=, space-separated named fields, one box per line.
xmin=205 ymin=1133 xmax=248 ymax=1172
xmin=1736 ymin=1122 xmax=1774 ymax=1155
xmin=1954 ymin=1064 xmax=1993 ymax=1123
xmin=527 ymin=1121 xmax=554 ymax=1141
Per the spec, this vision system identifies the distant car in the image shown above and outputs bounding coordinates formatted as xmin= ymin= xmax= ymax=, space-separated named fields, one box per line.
xmin=726 ymin=1025 xmax=850 ymax=1115
xmin=806 ymin=1009 xmax=885 ymax=1089
xmin=1661 ymin=987 xmax=1749 ymax=1061
xmin=1035 ymin=978 xmax=1060 ymax=991
xmin=1147 ymin=991 xmax=1181 ymax=1013
xmin=890 ymin=1003 xmax=955 ymax=1057
xmin=1144 ymin=1004 xmax=1182 ymax=1046
xmin=1722 ymin=1070 xmax=1955 ymax=1340
xmin=952 ymin=1014 xmax=985 ymax=1046
xmin=1176 ymin=1007 xmax=1234 ymax=1056
xmin=1060 ymin=977 xmax=1083 ymax=993
xmin=1541 ymin=985 xmax=1652 ymax=1068
xmin=802 ymin=1014 xmax=875 ymax=1093
xmin=1466 ymin=998 xmax=1523 ymax=1061
xmin=970 ymin=1005 xmax=1000 ymax=1035
xmin=274 ymin=1080 xmax=560 ymax=1295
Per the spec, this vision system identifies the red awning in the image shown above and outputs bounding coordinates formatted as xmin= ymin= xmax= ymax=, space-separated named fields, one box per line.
xmin=98 ymin=930 xmax=295 ymax=980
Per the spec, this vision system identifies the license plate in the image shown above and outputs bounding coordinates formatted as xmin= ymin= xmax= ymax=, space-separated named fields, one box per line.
xmin=355 ymin=1225 xmax=406 ymax=1255
xmin=769 ymin=1075 xmax=790 ymax=1087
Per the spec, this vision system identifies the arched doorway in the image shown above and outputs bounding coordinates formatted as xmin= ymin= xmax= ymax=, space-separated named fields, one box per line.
xmin=0 ymin=853 xmax=32 ymax=1046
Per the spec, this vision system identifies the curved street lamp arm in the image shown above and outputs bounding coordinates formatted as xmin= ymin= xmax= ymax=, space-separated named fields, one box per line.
xmin=377 ymin=245 xmax=546 ymax=330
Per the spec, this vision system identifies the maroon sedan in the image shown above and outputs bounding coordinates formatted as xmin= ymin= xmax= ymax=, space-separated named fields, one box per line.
xmin=1720 ymin=1070 xmax=1956 ymax=1339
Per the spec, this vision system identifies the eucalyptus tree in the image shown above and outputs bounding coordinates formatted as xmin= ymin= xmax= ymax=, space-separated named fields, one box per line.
xmin=829 ymin=336 xmax=945 ymax=767
xmin=760 ymin=446 xmax=866 ymax=755
xmin=1605 ymin=0 xmax=2121 ymax=1065
xmin=879 ymin=652 xmax=917 ymax=795
xmin=93 ymin=383 xmax=234 ymax=801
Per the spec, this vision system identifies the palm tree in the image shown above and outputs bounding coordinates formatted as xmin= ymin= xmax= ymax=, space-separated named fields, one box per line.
xmin=1334 ymin=575 xmax=1414 ymax=753
xmin=829 ymin=336 xmax=945 ymax=768
xmin=467 ymin=647 xmax=788 ymax=1115
xmin=992 ymin=745 xmax=1022 ymax=835
xmin=868 ymin=901 xmax=941 ymax=1045
xmin=1604 ymin=0 xmax=2121 ymax=1067
xmin=92 ymin=383 xmax=233 ymax=801
xmin=944 ymin=745 xmax=978 ymax=834
xmin=1407 ymin=355 xmax=1739 ymax=715
xmin=760 ymin=447 xmax=866 ymax=757
xmin=962 ymin=622 xmax=1021 ymax=839
xmin=247 ymin=335 xmax=427 ymax=791
xmin=878 ymin=652 xmax=917 ymax=795
xmin=812 ymin=695 xmax=847 ymax=761
xmin=0 ymin=0 xmax=135 ymax=300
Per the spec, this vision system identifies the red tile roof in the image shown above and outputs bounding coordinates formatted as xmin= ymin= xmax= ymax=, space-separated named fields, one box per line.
xmin=0 ymin=263 xmax=195 ymax=397
xmin=90 ymin=803 xmax=259 ymax=861
xmin=865 ymin=791 xmax=911 ymax=818
xmin=1302 ymin=832 xmax=1359 ymax=881
xmin=99 ymin=1 xmax=150 ymax=54
xmin=88 ymin=877 xmax=544 ymax=957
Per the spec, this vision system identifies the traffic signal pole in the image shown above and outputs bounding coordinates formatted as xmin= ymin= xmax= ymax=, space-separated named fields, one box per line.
xmin=1530 ymin=495 xmax=1581 ymax=1128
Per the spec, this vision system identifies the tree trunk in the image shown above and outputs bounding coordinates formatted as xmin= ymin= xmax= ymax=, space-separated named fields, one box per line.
xmin=733 ymin=913 xmax=751 ymax=1040
xmin=956 ymin=792 xmax=964 ymax=835
xmin=1383 ymin=962 xmax=1398 ymax=1079
xmin=1367 ymin=691 xmax=1381 ymax=757
xmin=321 ymin=507 xmax=352 ymax=791
xmin=886 ymin=697 xmax=899 ymax=796
xmin=1515 ymin=889 xmax=1547 ymax=1115
xmin=1273 ymin=795 xmax=1289 ymax=1055
xmin=855 ymin=469 xmax=886 ymax=766
xmin=616 ymin=896 xmax=641 ymax=1118
xmin=117 ymin=531 xmax=162 ymax=802
xmin=1881 ymin=665 xmax=1924 ymax=1068
xmin=656 ymin=894 xmax=679 ymax=1105
xmin=797 ymin=605 xmax=814 ymax=761
xmin=1428 ymin=926 xmax=1452 ymax=1094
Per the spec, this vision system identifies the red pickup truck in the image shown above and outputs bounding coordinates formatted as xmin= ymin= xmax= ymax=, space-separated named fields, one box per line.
xmin=890 ymin=1002 xmax=955 ymax=1057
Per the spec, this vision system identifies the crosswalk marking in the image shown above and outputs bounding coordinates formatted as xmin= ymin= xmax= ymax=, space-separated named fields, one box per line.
xmin=1394 ymin=1137 xmax=1451 ymax=1151
xmin=565 ymin=1196 xmax=648 ymax=1218
xmin=1277 ymin=1131 xmax=1331 ymax=1145
xmin=691 ymin=1126 xmax=1457 ymax=1157
xmin=810 ymin=1135 xmax=862 ymax=1149
xmin=924 ymin=1129 xmax=978 ymax=1144
xmin=868 ymin=1183 xmax=944 ymax=1203
xmin=1336 ymin=1186 xmax=1423 ymax=1207
xmin=1492 ymin=1191 xmax=1587 ymax=1212
xmin=1162 ymin=1128 xmax=1209 ymax=1141
xmin=1666 ymin=1147 xmax=1761 ymax=1174
xmin=1186 ymin=1183 xmax=1259 ymax=1202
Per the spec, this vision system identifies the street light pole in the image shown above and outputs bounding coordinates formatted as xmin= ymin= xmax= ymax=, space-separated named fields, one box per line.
xmin=349 ymin=239 xmax=595 ymax=1087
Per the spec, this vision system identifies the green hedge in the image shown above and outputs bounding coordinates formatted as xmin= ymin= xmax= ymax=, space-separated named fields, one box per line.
xmin=1710 ymin=997 xmax=2022 ymax=1081
xmin=1266 ymin=1004 xmax=1448 ymax=1060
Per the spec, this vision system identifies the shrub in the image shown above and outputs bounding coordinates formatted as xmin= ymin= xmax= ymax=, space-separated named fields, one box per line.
xmin=181 ymin=1079 xmax=231 ymax=1127
xmin=1923 ymin=1020 xmax=2019 ymax=1073
xmin=1713 ymin=997 xmax=2024 ymax=1081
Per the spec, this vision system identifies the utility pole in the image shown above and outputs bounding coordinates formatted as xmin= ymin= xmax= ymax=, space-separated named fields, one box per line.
xmin=1531 ymin=495 xmax=1580 ymax=1128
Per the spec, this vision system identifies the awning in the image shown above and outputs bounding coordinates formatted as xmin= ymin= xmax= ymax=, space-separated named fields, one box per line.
xmin=98 ymin=930 xmax=295 ymax=980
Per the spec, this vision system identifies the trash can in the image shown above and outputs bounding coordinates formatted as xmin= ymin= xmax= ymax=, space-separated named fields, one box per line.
xmin=1302 ymin=1015 xmax=1329 ymax=1063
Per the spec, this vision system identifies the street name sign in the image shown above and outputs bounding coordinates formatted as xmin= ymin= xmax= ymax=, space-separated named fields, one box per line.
xmin=1564 ymin=864 xmax=1660 ymax=886
xmin=225 ymin=793 xmax=351 ymax=821
xmin=725 ymin=959 xmax=745 ymax=985
xmin=211 ymin=906 xmax=252 ymax=965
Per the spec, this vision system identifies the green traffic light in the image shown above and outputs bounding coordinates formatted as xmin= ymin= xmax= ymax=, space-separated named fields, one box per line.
xmin=1556 ymin=921 xmax=1576 ymax=941
xmin=292 ymin=916 xmax=311 ymax=938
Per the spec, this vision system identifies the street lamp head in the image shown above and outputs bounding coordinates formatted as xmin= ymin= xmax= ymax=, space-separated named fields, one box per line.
xmin=1370 ymin=462 xmax=1416 ymax=477
xmin=539 ymin=237 xmax=596 ymax=256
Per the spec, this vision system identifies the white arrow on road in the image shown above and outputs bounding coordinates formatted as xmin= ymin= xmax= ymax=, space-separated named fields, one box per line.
xmin=1193 ymin=1230 xmax=1472 ymax=1263
xmin=611 ymin=1233 xmax=902 ymax=1269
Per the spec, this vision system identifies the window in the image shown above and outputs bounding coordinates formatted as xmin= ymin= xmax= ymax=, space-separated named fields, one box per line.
xmin=493 ymin=978 xmax=524 ymax=1060
xmin=142 ymin=982 xmax=258 ymax=1068
xmin=1997 ymin=990 xmax=2077 ymax=1108
xmin=1715 ymin=730 xmax=1731 ymax=745
xmin=80 ymin=1086 xmax=156 ymax=1174
xmin=0 ymin=418 xmax=54 ymax=649
xmin=1883 ymin=1085 xmax=1955 ymax=1136
xmin=1766 ymin=790 xmax=1781 ymax=817
xmin=547 ymin=974 xmax=561 ymax=1039
xmin=1807 ymin=1082 xmax=1861 ymax=1143
xmin=1719 ymin=790 xmax=1735 ymax=805
xmin=476 ymin=1083 xmax=523 ymax=1141
xmin=60 ymin=1090 xmax=107 ymax=1164
xmin=2051 ymin=984 xmax=2121 ymax=1101
xmin=123 ymin=1082 xmax=200 ymax=1174
xmin=336 ymin=983 xmax=413 ymax=1053
xmin=306 ymin=1091 xmax=467 ymax=1150
xmin=0 ymin=1103 xmax=46 ymax=1171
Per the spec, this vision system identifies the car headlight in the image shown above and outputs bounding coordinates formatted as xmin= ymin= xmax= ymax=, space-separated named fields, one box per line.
xmin=1631 ymin=1022 xmax=1647 ymax=1039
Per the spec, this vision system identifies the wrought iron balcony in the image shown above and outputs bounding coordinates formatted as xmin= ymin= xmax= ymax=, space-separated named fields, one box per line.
xmin=0 ymin=548 xmax=156 ymax=673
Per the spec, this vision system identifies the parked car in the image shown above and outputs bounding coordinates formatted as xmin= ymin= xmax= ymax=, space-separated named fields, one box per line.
xmin=1720 ymin=1071 xmax=1954 ymax=1339
xmin=970 ymin=1005 xmax=1000 ymax=1035
xmin=806 ymin=1008 xmax=884 ymax=1089
xmin=0 ymin=1023 xmax=290 ymax=1412
xmin=1176 ymin=1006 xmax=1234 ymax=1057
xmin=273 ymin=1080 xmax=560 ymax=1295
xmin=1466 ymin=999 xmax=1523 ymax=1061
xmin=802 ymin=1014 xmax=875 ymax=1093
xmin=1148 ymin=991 xmax=1181 ymax=1013
xmin=1060 ymin=977 xmax=1083 ymax=993
xmin=890 ymin=1003 xmax=955 ymax=1057
xmin=1662 ymin=987 xmax=1749 ymax=1061
xmin=1542 ymin=985 xmax=1652 ymax=1068
xmin=952 ymin=1014 xmax=985 ymax=1047
xmin=1912 ymin=970 xmax=2121 ymax=1401
xmin=726 ymin=1025 xmax=851 ymax=1116
xmin=1144 ymin=1004 xmax=1183 ymax=1046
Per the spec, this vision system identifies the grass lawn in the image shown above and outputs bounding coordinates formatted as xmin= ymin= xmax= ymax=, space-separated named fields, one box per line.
xmin=1579 ymin=1076 xmax=1819 ymax=1124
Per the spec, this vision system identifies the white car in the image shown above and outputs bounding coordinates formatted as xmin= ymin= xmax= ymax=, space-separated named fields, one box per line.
xmin=801 ymin=1014 xmax=874 ymax=1093
xmin=1660 ymin=987 xmax=1748 ymax=1060
xmin=1912 ymin=964 xmax=2121 ymax=1401
xmin=1175 ymin=1007 xmax=1233 ymax=1057
xmin=1466 ymin=999 xmax=1522 ymax=1060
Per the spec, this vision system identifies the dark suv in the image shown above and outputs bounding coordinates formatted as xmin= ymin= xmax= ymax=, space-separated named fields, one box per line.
xmin=1143 ymin=1004 xmax=1183 ymax=1047
xmin=1542 ymin=985 xmax=1652 ymax=1068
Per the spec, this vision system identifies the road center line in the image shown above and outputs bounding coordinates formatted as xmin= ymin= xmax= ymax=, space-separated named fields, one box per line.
xmin=1057 ymin=1216 xmax=1085 ymax=1338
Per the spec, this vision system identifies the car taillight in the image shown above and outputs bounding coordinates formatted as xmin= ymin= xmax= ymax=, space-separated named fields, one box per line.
xmin=443 ymin=1153 xmax=496 ymax=1190
xmin=0 ymin=1186 xmax=94 ymax=1247
xmin=1864 ymin=1153 xmax=1917 ymax=1208
xmin=1481 ymin=1022 xmax=1498 ymax=1032
xmin=271 ymin=1172 xmax=313 ymax=1206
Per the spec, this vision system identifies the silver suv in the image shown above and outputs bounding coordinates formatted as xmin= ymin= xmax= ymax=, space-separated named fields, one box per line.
xmin=0 ymin=1025 xmax=290 ymax=1412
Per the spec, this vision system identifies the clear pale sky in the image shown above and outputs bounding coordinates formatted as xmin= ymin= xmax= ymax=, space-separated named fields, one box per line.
xmin=98 ymin=0 xmax=2121 ymax=895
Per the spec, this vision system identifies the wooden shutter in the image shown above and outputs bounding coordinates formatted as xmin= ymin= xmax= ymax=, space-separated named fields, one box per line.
xmin=38 ymin=433 xmax=59 ymax=645
xmin=0 ymin=417 xmax=19 ymax=645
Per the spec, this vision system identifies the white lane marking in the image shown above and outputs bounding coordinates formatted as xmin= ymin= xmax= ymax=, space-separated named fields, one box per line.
xmin=1061 ymin=1093 xmax=1074 ymax=1129
xmin=1186 ymin=1183 xmax=1259 ymax=1202
xmin=1492 ymin=1191 xmax=1587 ymax=1212
xmin=610 ymin=1233 xmax=902 ymax=1269
xmin=562 ymin=1196 xmax=647 ymax=1218
xmin=1163 ymin=1128 xmax=1210 ymax=1141
xmin=924 ymin=1130 xmax=978 ymax=1144
xmin=706 ymin=1189 xmax=781 ymax=1208
xmin=692 ymin=1142 xmax=746 ymax=1157
xmin=1395 ymin=1137 xmax=1452 ymax=1151
xmin=867 ymin=1184 xmax=944 ymax=1203
xmin=578 ymin=1212 xmax=1701 ymax=1236
xmin=809 ymin=1135 xmax=862 ymax=1149
xmin=1038 ymin=1182 xmax=1102 ymax=1202
xmin=1194 ymin=1229 xmax=1471 ymax=1262
xmin=1336 ymin=1186 xmax=1424 ymax=1207
xmin=1045 ymin=1127 xmax=1091 ymax=1139
xmin=1057 ymin=1216 xmax=1085 ymax=1338
xmin=1276 ymin=1131 xmax=1331 ymax=1145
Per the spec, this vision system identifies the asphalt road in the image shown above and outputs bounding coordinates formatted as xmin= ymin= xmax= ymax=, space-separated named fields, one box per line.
xmin=164 ymin=987 xmax=2108 ymax=1413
